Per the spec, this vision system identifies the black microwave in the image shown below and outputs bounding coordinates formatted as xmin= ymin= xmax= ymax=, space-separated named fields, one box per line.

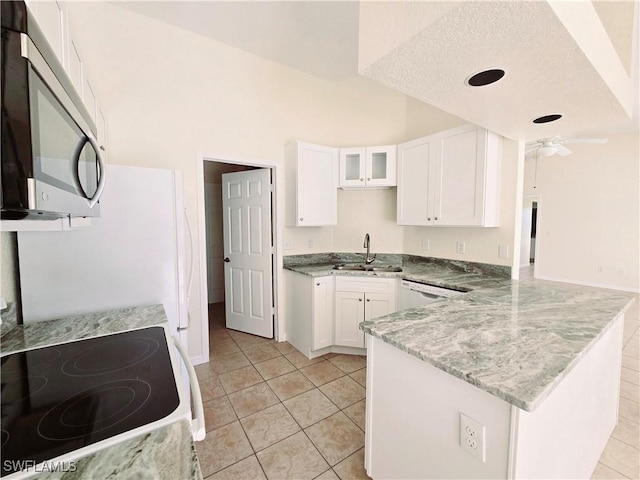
xmin=1 ymin=1 xmax=105 ymax=220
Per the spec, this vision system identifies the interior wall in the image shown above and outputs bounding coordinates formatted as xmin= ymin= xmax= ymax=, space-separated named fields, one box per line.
xmin=523 ymin=132 xmax=639 ymax=291
xmin=66 ymin=2 xmax=466 ymax=359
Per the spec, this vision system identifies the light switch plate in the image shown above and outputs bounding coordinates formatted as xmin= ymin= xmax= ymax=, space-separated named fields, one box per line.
xmin=422 ymin=239 xmax=430 ymax=251
xmin=456 ymin=241 xmax=466 ymax=254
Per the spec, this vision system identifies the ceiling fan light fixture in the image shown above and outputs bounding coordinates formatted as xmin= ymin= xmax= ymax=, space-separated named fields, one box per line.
xmin=466 ymin=68 xmax=506 ymax=87
xmin=537 ymin=145 xmax=558 ymax=157
xmin=533 ymin=114 xmax=563 ymax=124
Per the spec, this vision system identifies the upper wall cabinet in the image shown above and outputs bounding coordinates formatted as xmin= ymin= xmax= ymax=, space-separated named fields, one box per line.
xmin=397 ymin=124 xmax=501 ymax=227
xmin=285 ymin=141 xmax=339 ymax=227
xmin=339 ymin=145 xmax=396 ymax=188
xmin=25 ymin=0 xmax=65 ymax=64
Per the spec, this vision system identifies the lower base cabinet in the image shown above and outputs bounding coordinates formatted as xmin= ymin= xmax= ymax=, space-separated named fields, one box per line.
xmin=285 ymin=271 xmax=334 ymax=358
xmin=335 ymin=277 xmax=396 ymax=348
xmin=285 ymin=271 xmax=397 ymax=358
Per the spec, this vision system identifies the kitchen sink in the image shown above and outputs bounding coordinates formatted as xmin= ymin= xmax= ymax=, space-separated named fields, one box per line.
xmin=333 ymin=264 xmax=403 ymax=273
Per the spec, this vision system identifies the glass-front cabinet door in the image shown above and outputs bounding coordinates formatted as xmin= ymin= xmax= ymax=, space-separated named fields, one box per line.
xmin=365 ymin=145 xmax=397 ymax=187
xmin=339 ymin=145 xmax=397 ymax=188
xmin=339 ymin=147 xmax=365 ymax=187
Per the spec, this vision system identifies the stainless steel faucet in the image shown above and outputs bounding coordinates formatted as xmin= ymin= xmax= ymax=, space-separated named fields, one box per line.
xmin=363 ymin=233 xmax=376 ymax=264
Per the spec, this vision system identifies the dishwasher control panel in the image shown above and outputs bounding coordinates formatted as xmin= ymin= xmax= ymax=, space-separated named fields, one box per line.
xmin=400 ymin=279 xmax=467 ymax=298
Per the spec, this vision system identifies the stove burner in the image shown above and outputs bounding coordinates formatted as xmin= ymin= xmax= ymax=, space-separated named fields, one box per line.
xmin=38 ymin=379 xmax=152 ymax=441
xmin=1 ymin=347 xmax=61 ymax=373
xmin=0 ymin=375 xmax=48 ymax=401
xmin=61 ymin=338 xmax=160 ymax=376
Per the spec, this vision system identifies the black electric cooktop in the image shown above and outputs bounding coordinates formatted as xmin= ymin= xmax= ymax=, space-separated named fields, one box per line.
xmin=1 ymin=327 xmax=180 ymax=477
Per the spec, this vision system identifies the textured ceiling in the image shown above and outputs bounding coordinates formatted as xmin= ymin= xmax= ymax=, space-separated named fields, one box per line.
xmin=359 ymin=1 xmax=637 ymax=140
xmin=115 ymin=1 xmax=638 ymax=141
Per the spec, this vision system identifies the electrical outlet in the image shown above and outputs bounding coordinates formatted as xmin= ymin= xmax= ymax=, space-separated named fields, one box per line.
xmin=284 ymin=240 xmax=294 ymax=250
xmin=422 ymin=239 xmax=430 ymax=251
xmin=460 ymin=413 xmax=485 ymax=462
xmin=498 ymin=244 xmax=509 ymax=259
xmin=618 ymin=268 xmax=626 ymax=276
xmin=308 ymin=238 xmax=314 ymax=249
xmin=456 ymin=241 xmax=466 ymax=254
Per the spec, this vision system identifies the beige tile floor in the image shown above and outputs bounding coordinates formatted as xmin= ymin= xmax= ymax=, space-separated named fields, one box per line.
xmin=196 ymin=294 xmax=640 ymax=480
xmin=194 ymin=303 xmax=370 ymax=480
xmin=591 ymin=293 xmax=640 ymax=480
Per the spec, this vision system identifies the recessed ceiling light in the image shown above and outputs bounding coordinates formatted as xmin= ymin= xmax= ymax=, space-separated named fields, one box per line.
xmin=532 ymin=114 xmax=563 ymax=124
xmin=466 ymin=69 xmax=505 ymax=87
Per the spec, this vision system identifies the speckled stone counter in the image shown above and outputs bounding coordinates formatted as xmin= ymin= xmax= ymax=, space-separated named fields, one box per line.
xmin=0 ymin=304 xmax=168 ymax=352
xmin=0 ymin=305 xmax=203 ymax=480
xmin=360 ymin=278 xmax=635 ymax=412
xmin=283 ymin=253 xmax=511 ymax=291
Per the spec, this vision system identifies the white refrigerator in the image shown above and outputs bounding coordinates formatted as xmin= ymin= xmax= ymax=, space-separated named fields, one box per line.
xmin=17 ymin=164 xmax=192 ymax=351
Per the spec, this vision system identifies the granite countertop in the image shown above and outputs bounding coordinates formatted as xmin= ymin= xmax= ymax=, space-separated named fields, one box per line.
xmin=283 ymin=252 xmax=511 ymax=292
xmin=0 ymin=305 xmax=203 ymax=480
xmin=284 ymin=252 xmax=635 ymax=412
xmin=361 ymin=278 xmax=635 ymax=412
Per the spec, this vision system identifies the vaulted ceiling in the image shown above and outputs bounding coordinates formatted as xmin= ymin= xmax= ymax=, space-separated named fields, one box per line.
xmin=116 ymin=1 xmax=638 ymax=142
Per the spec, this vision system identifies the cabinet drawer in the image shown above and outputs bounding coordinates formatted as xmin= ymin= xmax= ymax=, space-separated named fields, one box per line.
xmin=335 ymin=276 xmax=396 ymax=294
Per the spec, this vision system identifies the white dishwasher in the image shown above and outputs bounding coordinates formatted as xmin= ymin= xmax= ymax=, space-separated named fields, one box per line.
xmin=397 ymin=279 xmax=466 ymax=309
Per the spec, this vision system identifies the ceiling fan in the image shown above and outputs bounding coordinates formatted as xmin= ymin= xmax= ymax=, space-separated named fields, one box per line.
xmin=525 ymin=136 xmax=608 ymax=159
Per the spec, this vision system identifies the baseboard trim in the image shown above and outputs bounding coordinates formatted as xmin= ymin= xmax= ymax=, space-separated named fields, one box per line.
xmin=534 ymin=275 xmax=640 ymax=293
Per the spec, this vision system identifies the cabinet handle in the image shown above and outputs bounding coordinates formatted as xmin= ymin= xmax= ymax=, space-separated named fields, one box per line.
xmin=427 ymin=217 xmax=431 ymax=221
xmin=224 ymin=257 xmax=230 ymax=263
xmin=367 ymin=178 xmax=371 ymax=181
xmin=366 ymin=298 xmax=371 ymax=302
xmin=316 ymin=283 xmax=320 ymax=286
xmin=435 ymin=217 xmax=438 ymax=221
xmin=360 ymin=178 xmax=364 ymax=182
xmin=359 ymin=298 xmax=363 ymax=302
xmin=299 ymin=217 xmax=303 ymax=222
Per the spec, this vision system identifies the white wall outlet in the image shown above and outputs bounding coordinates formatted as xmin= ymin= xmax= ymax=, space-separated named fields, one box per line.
xmin=456 ymin=241 xmax=466 ymax=254
xmin=284 ymin=240 xmax=294 ymax=250
xmin=460 ymin=413 xmax=486 ymax=462
xmin=618 ymin=268 xmax=626 ymax=276
xmin=308 ymin=238 xmax=314 ymax=249
xmin=422 ymin=239 xmax=430 ymax=251
xmin=498 ymin=244 xmax=509 ymax=259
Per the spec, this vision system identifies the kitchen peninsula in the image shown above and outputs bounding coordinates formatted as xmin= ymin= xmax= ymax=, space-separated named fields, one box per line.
xmin=284 ymin=253 xmax=635 ymax=479
xmin=361 ymin=278 xmax=635 ymax=479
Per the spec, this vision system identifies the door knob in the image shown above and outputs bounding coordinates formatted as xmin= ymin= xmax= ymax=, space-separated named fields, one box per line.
xmin=224 ymin=257 xmax=230 ymax=263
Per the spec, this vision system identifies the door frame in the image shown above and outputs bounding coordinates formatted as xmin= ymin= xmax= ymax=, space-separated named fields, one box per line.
xmin=522 ymin=194 xmax=541 ymax=278
xmin=196 ymin=152 xmax=283 ymax=364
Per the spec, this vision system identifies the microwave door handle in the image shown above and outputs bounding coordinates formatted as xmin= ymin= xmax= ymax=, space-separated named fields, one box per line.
xmin=86 ymin=134 xmax=106 ymax=208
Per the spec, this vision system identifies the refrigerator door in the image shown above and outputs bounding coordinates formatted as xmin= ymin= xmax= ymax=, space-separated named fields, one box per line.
xmin=18 ymin=165 xmax=188 ymax=344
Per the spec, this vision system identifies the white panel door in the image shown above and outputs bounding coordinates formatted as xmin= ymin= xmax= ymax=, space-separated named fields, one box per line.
xmin=222 ymin=169 xmax=273 ymax=338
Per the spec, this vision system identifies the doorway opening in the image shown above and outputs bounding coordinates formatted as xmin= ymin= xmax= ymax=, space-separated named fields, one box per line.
xmin=520 ymin=195 xmax=540 ymax=279
xmin=197 ymin=155 xmax=280 ymax=364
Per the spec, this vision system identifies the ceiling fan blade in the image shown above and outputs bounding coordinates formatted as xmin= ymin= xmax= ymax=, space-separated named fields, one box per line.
xmin=555 ymin=145 xmax=572 ymax=156
xmin=563 ymin=137 xmax=608 ymax=145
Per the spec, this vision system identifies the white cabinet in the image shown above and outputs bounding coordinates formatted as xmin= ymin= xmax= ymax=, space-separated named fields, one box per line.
xmin=339 ymin=145 xmax=396 ymax=188
xmin=285 ymin=141 xmax=338 ymax=226
xmin=397 ymin=124 xmax=501 ymax=227
xmin=25 ymin=0 xmax=65 ymax=64
xmin=334 ymin=277 xmax=396 ymax=348
xmin=285 ymin=271 xmax=334 ymax=357
xmin=313 ymin=276 xmax=334 ymax=350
